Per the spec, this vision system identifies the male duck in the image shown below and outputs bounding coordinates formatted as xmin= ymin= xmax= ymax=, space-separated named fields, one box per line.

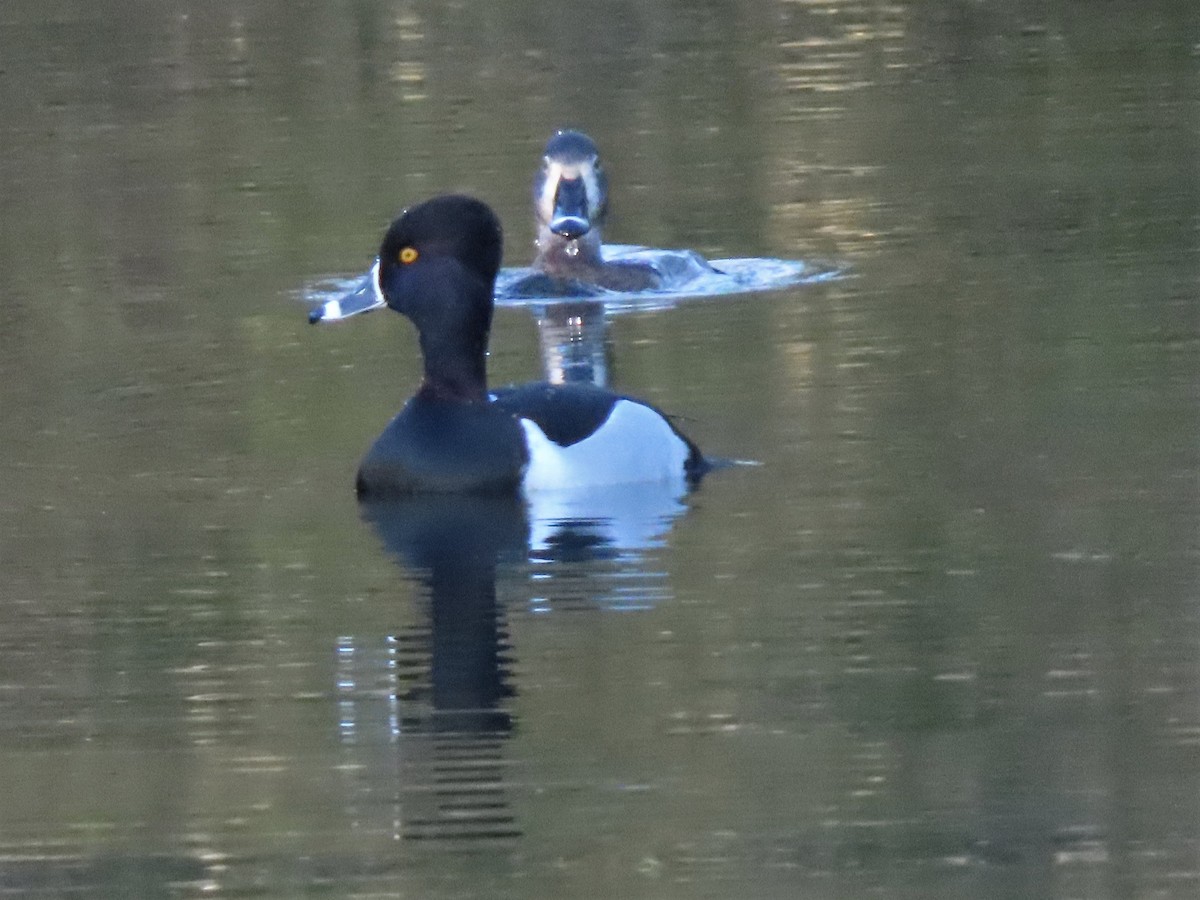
xmin=515 ymin=130 xmax=714 ymax=296
xmin=313 ymin=194 xmax=707 ymax=496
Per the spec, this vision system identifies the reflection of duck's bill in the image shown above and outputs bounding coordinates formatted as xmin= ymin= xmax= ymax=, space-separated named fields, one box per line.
xmin=308 ymin=260 xmax=385 ymax=323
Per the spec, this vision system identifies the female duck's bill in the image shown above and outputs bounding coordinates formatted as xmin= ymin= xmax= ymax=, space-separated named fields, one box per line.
xmin=307 ymin=194 xmax=708 ymax=495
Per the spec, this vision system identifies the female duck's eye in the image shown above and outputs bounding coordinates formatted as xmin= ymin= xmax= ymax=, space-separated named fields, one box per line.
xmin=398 ymin=246 xmax=419 ymax=264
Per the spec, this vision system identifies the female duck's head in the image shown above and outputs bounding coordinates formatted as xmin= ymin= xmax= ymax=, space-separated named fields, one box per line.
xmin=533 ymin=130 xmax=609 ymax=247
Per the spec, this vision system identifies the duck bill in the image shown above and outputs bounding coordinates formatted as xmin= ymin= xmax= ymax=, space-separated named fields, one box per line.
xmin=308 ymin=260 xmax=386 ymax=323
xmin=549 ymin=176 xmax=592 ymax=239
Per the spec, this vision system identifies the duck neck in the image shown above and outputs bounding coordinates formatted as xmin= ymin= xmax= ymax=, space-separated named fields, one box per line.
xmin=416 ymin=328 xmax=489 ymax=402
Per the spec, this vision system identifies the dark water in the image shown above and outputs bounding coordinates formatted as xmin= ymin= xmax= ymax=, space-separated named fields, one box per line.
xmin=3 ymin=2 xmax=1199 ymax=897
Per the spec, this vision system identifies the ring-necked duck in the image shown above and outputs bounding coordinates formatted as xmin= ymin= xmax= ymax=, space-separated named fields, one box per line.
xmin=509 ymin=130 xmax=715 ymax=297
xmin=312 ymin=194 xmax=708 ymax=496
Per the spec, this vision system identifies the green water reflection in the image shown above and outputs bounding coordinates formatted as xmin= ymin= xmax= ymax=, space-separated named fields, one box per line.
xmin=1 ymin=1 xmax=1198 ymax=897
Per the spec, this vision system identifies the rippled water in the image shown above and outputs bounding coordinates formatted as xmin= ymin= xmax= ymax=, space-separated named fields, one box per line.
xmin=307 ymin=247 xmax=838 ymax=319
xmin=2 ymin=1 xmax=1199 ymax=897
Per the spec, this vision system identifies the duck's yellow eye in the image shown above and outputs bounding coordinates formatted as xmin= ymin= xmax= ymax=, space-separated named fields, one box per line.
xmin=398 ymin=246 xmax=419 ymax=264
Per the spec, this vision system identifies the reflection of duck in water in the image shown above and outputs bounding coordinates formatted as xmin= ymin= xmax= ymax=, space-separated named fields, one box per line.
xmin=309 ymin=194 xmax=708 ymax=495
xmin=506 ymin=130 xmax=717 ymax=299
xmin=363 ymin=494 xmax=526 ymax=734
xmin=348 ymin=454 xmax=691 ymax=839
xmin=349 ymin=494 xmax=522 ymax=842
xmin=533 ymin=298 xmax=610 ymax=386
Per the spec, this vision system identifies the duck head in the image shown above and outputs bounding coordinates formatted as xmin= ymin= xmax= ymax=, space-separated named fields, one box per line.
xmin=374 ymin=194 xmax=503 ymax=322
xmin=533 ymin=130 xmax=608 ymax=261
xmin=313 ymin=195 xmax=504 ymax=401
xmin=311 ymin=195 xmax=502 ymax=321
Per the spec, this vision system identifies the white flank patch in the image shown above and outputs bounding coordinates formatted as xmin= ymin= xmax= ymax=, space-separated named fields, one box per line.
xmin=520 ymin=400 xmax=691 ymax=491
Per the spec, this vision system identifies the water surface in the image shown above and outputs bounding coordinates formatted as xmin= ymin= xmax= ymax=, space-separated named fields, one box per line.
xmin=1 ymin=2 xmax=1198 ymax=897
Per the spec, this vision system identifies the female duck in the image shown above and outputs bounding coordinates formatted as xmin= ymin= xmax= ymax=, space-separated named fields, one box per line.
xmin=512 ymin=130 xmax=715 ymax=297
xmin=316 ymin=194 xmax=707 ymax=496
